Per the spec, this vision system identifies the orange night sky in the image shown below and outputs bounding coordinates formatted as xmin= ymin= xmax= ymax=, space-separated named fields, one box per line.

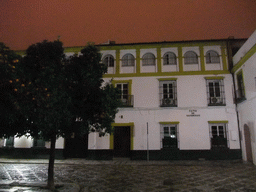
xmin=1 ymin=0 xmax=256 ymax=50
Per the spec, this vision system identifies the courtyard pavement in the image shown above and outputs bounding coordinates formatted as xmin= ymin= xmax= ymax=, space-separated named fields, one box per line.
xmin=0 ymin=158 xmax=256 ymax=191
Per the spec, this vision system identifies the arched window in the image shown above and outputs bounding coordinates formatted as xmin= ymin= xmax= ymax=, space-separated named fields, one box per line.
xmin=163 ymin=52 xmax=177 ymax=65
xmin=206 ymin=50 xmax=220 ymax=63
xmin=122 ymin=54 xmax=135 ymax=66
xmin=142 ymin=53 xmax=155 ymax=66
xmin=184 ymin=51 xmax=198 ymax=64
xmin=103 ymin=54 xmax=114 ymax=67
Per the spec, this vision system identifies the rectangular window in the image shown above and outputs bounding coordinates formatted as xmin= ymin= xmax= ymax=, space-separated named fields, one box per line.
xmin=159 ymin=81 xmax=177 ymax=107
xmin=161 ymin=124 xmax=178 ymax=148
xmin=116 ymin=83 xmax=133 ymax=107
xmin=209 ymin=124 xmax=228 ymax=148
xmin=33 ymin=139 xmax=45 ymax=148
xmin=206 ymin=79 xmax=225 ymax=106
xmin=236 ymin=72 xmax=245 ymax=102
xmin=5 ymin=136 xmax=14 ymax=147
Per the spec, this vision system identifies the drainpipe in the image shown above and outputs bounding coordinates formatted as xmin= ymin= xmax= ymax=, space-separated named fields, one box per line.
xmin=227 ymin=39 xmax=243 ymax=153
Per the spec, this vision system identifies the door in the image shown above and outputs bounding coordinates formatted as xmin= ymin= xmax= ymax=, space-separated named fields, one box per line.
xmin=114 ymin=126 xmax=131 ymax=157
xmin=244 ymin=124 xmax=253 ymax=162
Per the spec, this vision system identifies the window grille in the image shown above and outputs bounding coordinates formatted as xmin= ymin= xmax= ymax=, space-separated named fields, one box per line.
xmin=206 ymin=50 xmax=220 ymax=63
xmin=206 ymin=79 xmax=225 ymax=106
xmin=159 ymin=81 xmax=177 ymax=107
xmin=116 ymin=83 xmax=134 ymax=107
xmin=142 ymin=53 xmax=155 ymax=66
xmin=236 ymin=72 xmax=246 ymax=102
xmin=184 ymin=51 xmax=198 ymax=64
xmin=103 ymin=54 xmax=114 ymax=67
xmin=160 ymin=124 xmax=178 ymax=148
xmin=122 ymin=54 xmax=135 ymax=66
xmin=209 ymin=124 xmax=228 ymax=148
xmin=163 ymin=52 xmax=177 ymax=65
xmin=5 ymin=136 xmax=14 ymax=147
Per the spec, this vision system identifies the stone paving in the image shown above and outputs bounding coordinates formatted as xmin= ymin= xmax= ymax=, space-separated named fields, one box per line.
xmin=0 ymin=159 xmax=256 ymax=191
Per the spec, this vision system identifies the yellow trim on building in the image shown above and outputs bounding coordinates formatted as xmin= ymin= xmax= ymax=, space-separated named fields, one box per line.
xmin=110 ymin=122 xmax=134 ymax=150
xmin=204 ymin=76 xmax=225 ymax=80
xmin=158 ymin=78 xmax=177 ymax=81
xmin=159 ymin=121 xmax=180 ymax=125
xmin=231 ymin=43 xmax=256 ymax=73
xmin=136 ymin=48 xmax=141 ymax=74
xmin=208 ymin=121 xmax=229 ymax=124
xmin=199 ymin=45 xmax=205 ymax=72
xmin=178 ymin=46 xmax=183 ymax=72
xmin=115 ymin=49 xmax=120 ymax=75
xmin=221 ymin=46 xmax=228 ymax=71
xmin=111 ymin=79 xmax=132 ymax=95
xmin=157 ymin=47 xmax=162 ymax=73
xmin=236 ymin=69 xmax=246 ymax=98
xmin=104 ymin=70 xmax=230 ymax=78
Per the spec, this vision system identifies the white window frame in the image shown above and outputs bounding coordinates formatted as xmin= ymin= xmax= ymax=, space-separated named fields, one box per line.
xmin=205 ymin=50 xmax=220 ymax=64
xmin=160 ymin=124 xmax=179 ymax=149
xmin=159 ymin=80 xmax=177 ymax=107
xmin=209 ymin=123 xmax=229 ymax=148
xmin=142 ymin=53 xmax=156 ymax=66
xmin=163 ymin=52 xmax=177 ymax=65
xmin=206 ymin=79 xmax=225 ymax=106
xmin=121 ymin=53 xmax=135 ymax=67
xmin=102 ymin=54 xmax=114 ymax=67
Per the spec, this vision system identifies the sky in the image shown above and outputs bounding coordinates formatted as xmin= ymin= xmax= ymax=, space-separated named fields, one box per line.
xmin=1 ymin=0 xmax=256 ymax=50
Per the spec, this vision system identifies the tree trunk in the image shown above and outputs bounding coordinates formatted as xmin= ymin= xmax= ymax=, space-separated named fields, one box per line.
xmin=47 ymin=134 xmax=56 ymax=191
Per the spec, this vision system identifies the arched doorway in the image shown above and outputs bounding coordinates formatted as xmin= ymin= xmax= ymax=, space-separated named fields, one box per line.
xmin=244 ymin=124 xmax=253 ymax=162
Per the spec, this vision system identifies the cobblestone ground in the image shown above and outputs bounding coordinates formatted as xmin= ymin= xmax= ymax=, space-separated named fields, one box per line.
xmin=0 ymin=160 xmax=256 ymax=191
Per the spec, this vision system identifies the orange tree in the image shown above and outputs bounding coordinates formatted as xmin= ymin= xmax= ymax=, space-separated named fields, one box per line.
xmin=0 ymin=43 xmax=27 ymax=138
xmin=7 ymin=40 xmax=120 ymax=191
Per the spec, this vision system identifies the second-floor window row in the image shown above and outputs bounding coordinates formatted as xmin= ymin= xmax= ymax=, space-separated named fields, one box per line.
xmin=102 ymin=50 xmax=221 ymax=68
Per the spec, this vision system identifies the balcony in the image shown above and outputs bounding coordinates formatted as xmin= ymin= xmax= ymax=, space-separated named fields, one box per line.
xmin=120 ymin=95 xmax=134 ymax=107
xmin=236 ymin=89 xmax=246 ymax=103
xmin=160 ymin=98 xmax=177 ymax=107
xmin=207 ymin=97 xmax=226 ymax=106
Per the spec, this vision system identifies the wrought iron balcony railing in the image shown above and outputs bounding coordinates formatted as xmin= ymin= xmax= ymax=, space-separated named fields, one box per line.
xmin=160 ymin=97 xmax=177 ymax=107
xmin=120 ymin=95 xmax=134 ymax=107
xmin=236 ymin=89 xmax=246 ymax=103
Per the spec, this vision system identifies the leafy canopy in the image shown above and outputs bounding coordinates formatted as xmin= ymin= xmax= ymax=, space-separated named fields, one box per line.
xmin=4 ymin=40 xmax=120 ymax=140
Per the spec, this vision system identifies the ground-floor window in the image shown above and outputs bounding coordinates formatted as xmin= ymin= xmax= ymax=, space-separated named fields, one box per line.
xmin=209 ymin=124 xmax=228 ymax=148
xmin=33 ymin=139 xmax=45 ymax=148
xmin=160 ymin=124 xmax=178 ymax=148
xmin=5 ymin=136 xmax=14 ymax=147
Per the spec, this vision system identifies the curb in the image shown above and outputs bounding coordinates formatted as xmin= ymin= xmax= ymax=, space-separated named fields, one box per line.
xmin=0 ymin=181 xmax=80 ymax=192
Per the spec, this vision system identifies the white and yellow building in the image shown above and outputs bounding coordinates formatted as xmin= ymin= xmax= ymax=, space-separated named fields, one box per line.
xmin=0 ymin=38 xmax=248 ymax=160
xmin=232 ymin=30 xmax=256 ymax=165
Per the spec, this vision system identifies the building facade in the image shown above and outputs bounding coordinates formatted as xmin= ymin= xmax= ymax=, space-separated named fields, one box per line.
xmin=232 ymin=30 xmax=256 ymax=165
xmin=0 ymin=38 xmax=246 ymax=160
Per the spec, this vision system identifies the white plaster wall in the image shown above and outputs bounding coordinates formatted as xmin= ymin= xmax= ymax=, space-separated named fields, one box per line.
xmin=110 ymin=106 xmax=239 ymax=150
xmin=237 ymin=98 xmax=256 ymax=164
xmin=121 ymin=66 xmax=136 ymax=74
xmin=93 ymin=74 xmax=240 ymax=151
xmin=14 ymin=136 xmax=33 ymax=148
xmin=0 ymin=139 xmax=4 ymax=147
xmin=45 ymin=137 xmax=64 ymax=149
xmin=234 ymin=49 xmax=256 ymax=164
xmin=233 ymin=30 xmax=256 ymax=65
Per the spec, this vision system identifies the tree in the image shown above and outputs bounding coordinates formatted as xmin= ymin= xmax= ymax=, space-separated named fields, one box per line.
xmin=0 ymin=43 xmax=26 ymax=138
xmin=5 ymin=40 xmax=120 ymax=191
